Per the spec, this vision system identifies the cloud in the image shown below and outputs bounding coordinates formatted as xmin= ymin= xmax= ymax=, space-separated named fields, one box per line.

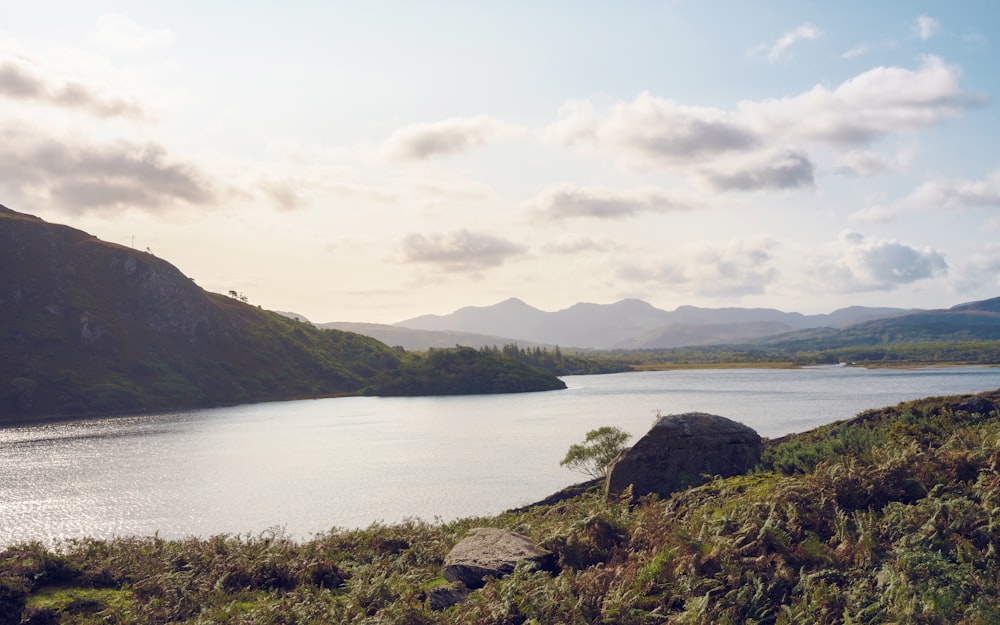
xmin=547 ymin=56 xmax=978 ymax=191
xmin=0 ymin=123 xmax=214 ymax=214
xmin=822 ymin=232 xmax=947 ymax=291
xmin=852 ymin=168 xmax=1000 ymax=223
xmin=384 ymin=115 xmax=519 ymax=161
xmin=740 ymin=56 xmax=978 ymax=146
xmin=834 ymin=147 xmax=914 ymax=177
xmin=951 ymin=243 xmax=1000 ymax=293
xmin=914 ymin=15 xmax=941 ymax=41
xmin=701 ymin=149 xmax=815 ymax=191
xmin=258 ymin=179 xmax=308 ymax=212
xmin=765 ymin=24 xmax=822 ymax=62
xmin=617 ymin=239 xmax=779 ymax=298
xmin=543 ymin=235 xmax=620 ymax=255
xmin=841 ymin=44 xmax=869 ymax=59
xmin=400 ymin=229 xmax=526 ymax=272
xmin=898 ymin=170 xmax=1000 ymax=211
xmin=528 ymin=184 xmax=697 ymax=220
xmin=88 ymin=13 xmax=175 ymax=50
xmin=603 ymin=93 xmax=759 ymax=163
xmin=543 ymin=99 xmax=599 ymax=145
xmin=0 ymin=56 xmax=148 ymax=119
xmin=848 ymin=204 xmax=901 ymax=224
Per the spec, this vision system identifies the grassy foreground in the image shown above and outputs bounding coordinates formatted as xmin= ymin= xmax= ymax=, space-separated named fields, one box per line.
xmin=4 ymin=390 xmax=1000 ymax=624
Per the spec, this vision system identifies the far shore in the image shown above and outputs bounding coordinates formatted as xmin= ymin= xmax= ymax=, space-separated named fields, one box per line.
xmin=628 ymin=361 xmax=1000 ymax=371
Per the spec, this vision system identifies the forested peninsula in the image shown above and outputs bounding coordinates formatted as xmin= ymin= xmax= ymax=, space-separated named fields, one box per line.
xmin=3 ymin=388 xmax=1000 ymax=623
xmin=0 ymin=205 xmax=564 ymax=423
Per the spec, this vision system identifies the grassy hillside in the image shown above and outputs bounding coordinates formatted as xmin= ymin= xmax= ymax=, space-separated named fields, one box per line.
xmin=3 ymin=389 xmax=999 ymax=624
xmin=756 ymin=297 xmax=1000 ymax=352
xmin=0 ymin=206 xmax=563 ymax=422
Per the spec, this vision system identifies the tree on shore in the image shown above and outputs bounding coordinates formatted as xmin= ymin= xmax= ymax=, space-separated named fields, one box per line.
xmin=560 ymin=426 xmax=631 ymax=479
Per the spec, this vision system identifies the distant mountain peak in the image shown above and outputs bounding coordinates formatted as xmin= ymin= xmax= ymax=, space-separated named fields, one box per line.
xmin=495 ymin=297 xmax=536 ymax=309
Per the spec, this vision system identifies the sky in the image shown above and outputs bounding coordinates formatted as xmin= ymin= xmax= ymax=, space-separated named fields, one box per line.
xmin=2 ymin=1 xmax=1000 ymax=323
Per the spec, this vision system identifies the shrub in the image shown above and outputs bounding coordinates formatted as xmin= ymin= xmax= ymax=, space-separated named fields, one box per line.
xmin=560 ymin=426 xmax=631 ymax=479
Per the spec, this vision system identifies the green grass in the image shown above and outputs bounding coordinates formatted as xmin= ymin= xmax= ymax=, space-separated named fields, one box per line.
xmin=24 ymin=587 xmax=135 ymax=622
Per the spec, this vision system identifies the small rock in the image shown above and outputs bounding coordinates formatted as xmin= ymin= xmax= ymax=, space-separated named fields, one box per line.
xmin=443 ymin=528 xmax=554 ymax=588
xmin=427 ymin=583 xmax=470 ymax=611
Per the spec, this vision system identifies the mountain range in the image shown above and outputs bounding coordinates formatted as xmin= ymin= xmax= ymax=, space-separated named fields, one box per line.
xmin=319 ymin=298 xmax=917 ymax=350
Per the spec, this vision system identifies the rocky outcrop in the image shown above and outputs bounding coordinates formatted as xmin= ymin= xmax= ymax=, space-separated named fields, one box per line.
xmin=427 ymin=583 xmax=471 ymax=611
xmin=606 ymin=412 xmax=762 ymax=500
xmin=443 ymin=528 xmax=554 ymax=589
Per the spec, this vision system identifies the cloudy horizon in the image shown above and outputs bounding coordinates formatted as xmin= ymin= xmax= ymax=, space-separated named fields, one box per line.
xmin=2 ymin=2 xmax=998 ymax=323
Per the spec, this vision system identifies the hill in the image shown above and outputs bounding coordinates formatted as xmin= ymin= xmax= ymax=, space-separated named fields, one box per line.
xmin=0 ymin=205 xmax=564 ymax=421
xmin=395 ymin=297 xmax=914 ymax=349
xmin=747 ymin=296 xmax=1000 ymax=355
xmin=3 ymin=388 xmax=999 ymax=623
xmin=318 ymin=321 xmax=535 ymax=351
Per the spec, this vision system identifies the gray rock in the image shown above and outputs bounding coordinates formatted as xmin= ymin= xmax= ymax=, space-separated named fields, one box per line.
xmin=606 ymin=412 xmax=761 ymax=500
xmin=443 ymin=528 xmax=554 ymax=588
xmin=427 ymin=583 xmax=470 ymax=611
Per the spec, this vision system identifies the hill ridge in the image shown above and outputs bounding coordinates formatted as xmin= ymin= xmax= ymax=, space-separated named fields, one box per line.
xmin=1 ymin=206 xmax=564 ymax=421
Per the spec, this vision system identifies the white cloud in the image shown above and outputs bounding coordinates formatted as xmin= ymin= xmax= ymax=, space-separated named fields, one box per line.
xmin=527 ymin=184 xmax=698 ymax=220
xmin=951 ymin=243 xmax=1000 ymax=293
xmin=603 ymin=93 xmax=759 ymax=163
xmin=834 ymin=147 xmax=914 ymax=177
xmin=848 ymin=204 xmax=901 ymax=224
xmin=543 ymin=235 xmax=620 ymax=255
xmin=852 ymin=168 xmax=1000 ymax=223
xmin=820 ymin=231 xmax=947 ymax=291
xmin=546 ymin=56 xmax=977 ymax=192
xmin=741 ymin=56 xmax=976 ymax=146
xmin=841 ymin=44 xmax=869 ymax=59
xmin=617 ymin=239 xmax=779 ymax=298
xmin=400 ymin=229 xmax=526 ymax=272
xmin=384 ymin=115 xmax=520 ymax=161
xmin=0 ymin=54 xmax=149 ymax=119
xmin=898 ymin=169 xmax=1000 ymax=211
xmin=89 ymin=13 xmax=175 ymax=50
xmin=0 ymin=122 xmax=214 ymax=215
xmin=326 ymin=181 xmax=400 ymax=204
xmin=700 ymin=148 xmax=815 ymax=191
xmin=544 ymin=99 xmax=599 ymax=145
xmin=765 ymin=23 xmax=822 ymax=62
xmin=258 ymin=178 xmax=309 ymax=212
xmin=914 ymin=15 xmax=941 ymax=41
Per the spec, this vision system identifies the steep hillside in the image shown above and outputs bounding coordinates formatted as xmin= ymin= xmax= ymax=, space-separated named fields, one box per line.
xmin=0 ymin=206 xmax=563 ymax=421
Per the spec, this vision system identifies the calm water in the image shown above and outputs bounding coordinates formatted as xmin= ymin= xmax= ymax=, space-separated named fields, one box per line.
xmin=2 ymin=366 xmax=999 ymax=546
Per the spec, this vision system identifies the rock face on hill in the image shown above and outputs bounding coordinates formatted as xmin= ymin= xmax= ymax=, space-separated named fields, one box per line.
xmin=606 ymin=412 xmax=762 ymax=500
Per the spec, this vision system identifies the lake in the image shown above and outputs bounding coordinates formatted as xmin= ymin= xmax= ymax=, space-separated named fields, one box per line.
xmin=2 ymin=366 xmax=999 ymax=547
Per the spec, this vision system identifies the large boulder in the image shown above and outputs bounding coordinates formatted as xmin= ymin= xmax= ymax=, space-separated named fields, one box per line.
xmin=443 ymin=528 xmax=554 ymax=588
xmin=605 ymin=412 xmax=761 ymax=500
